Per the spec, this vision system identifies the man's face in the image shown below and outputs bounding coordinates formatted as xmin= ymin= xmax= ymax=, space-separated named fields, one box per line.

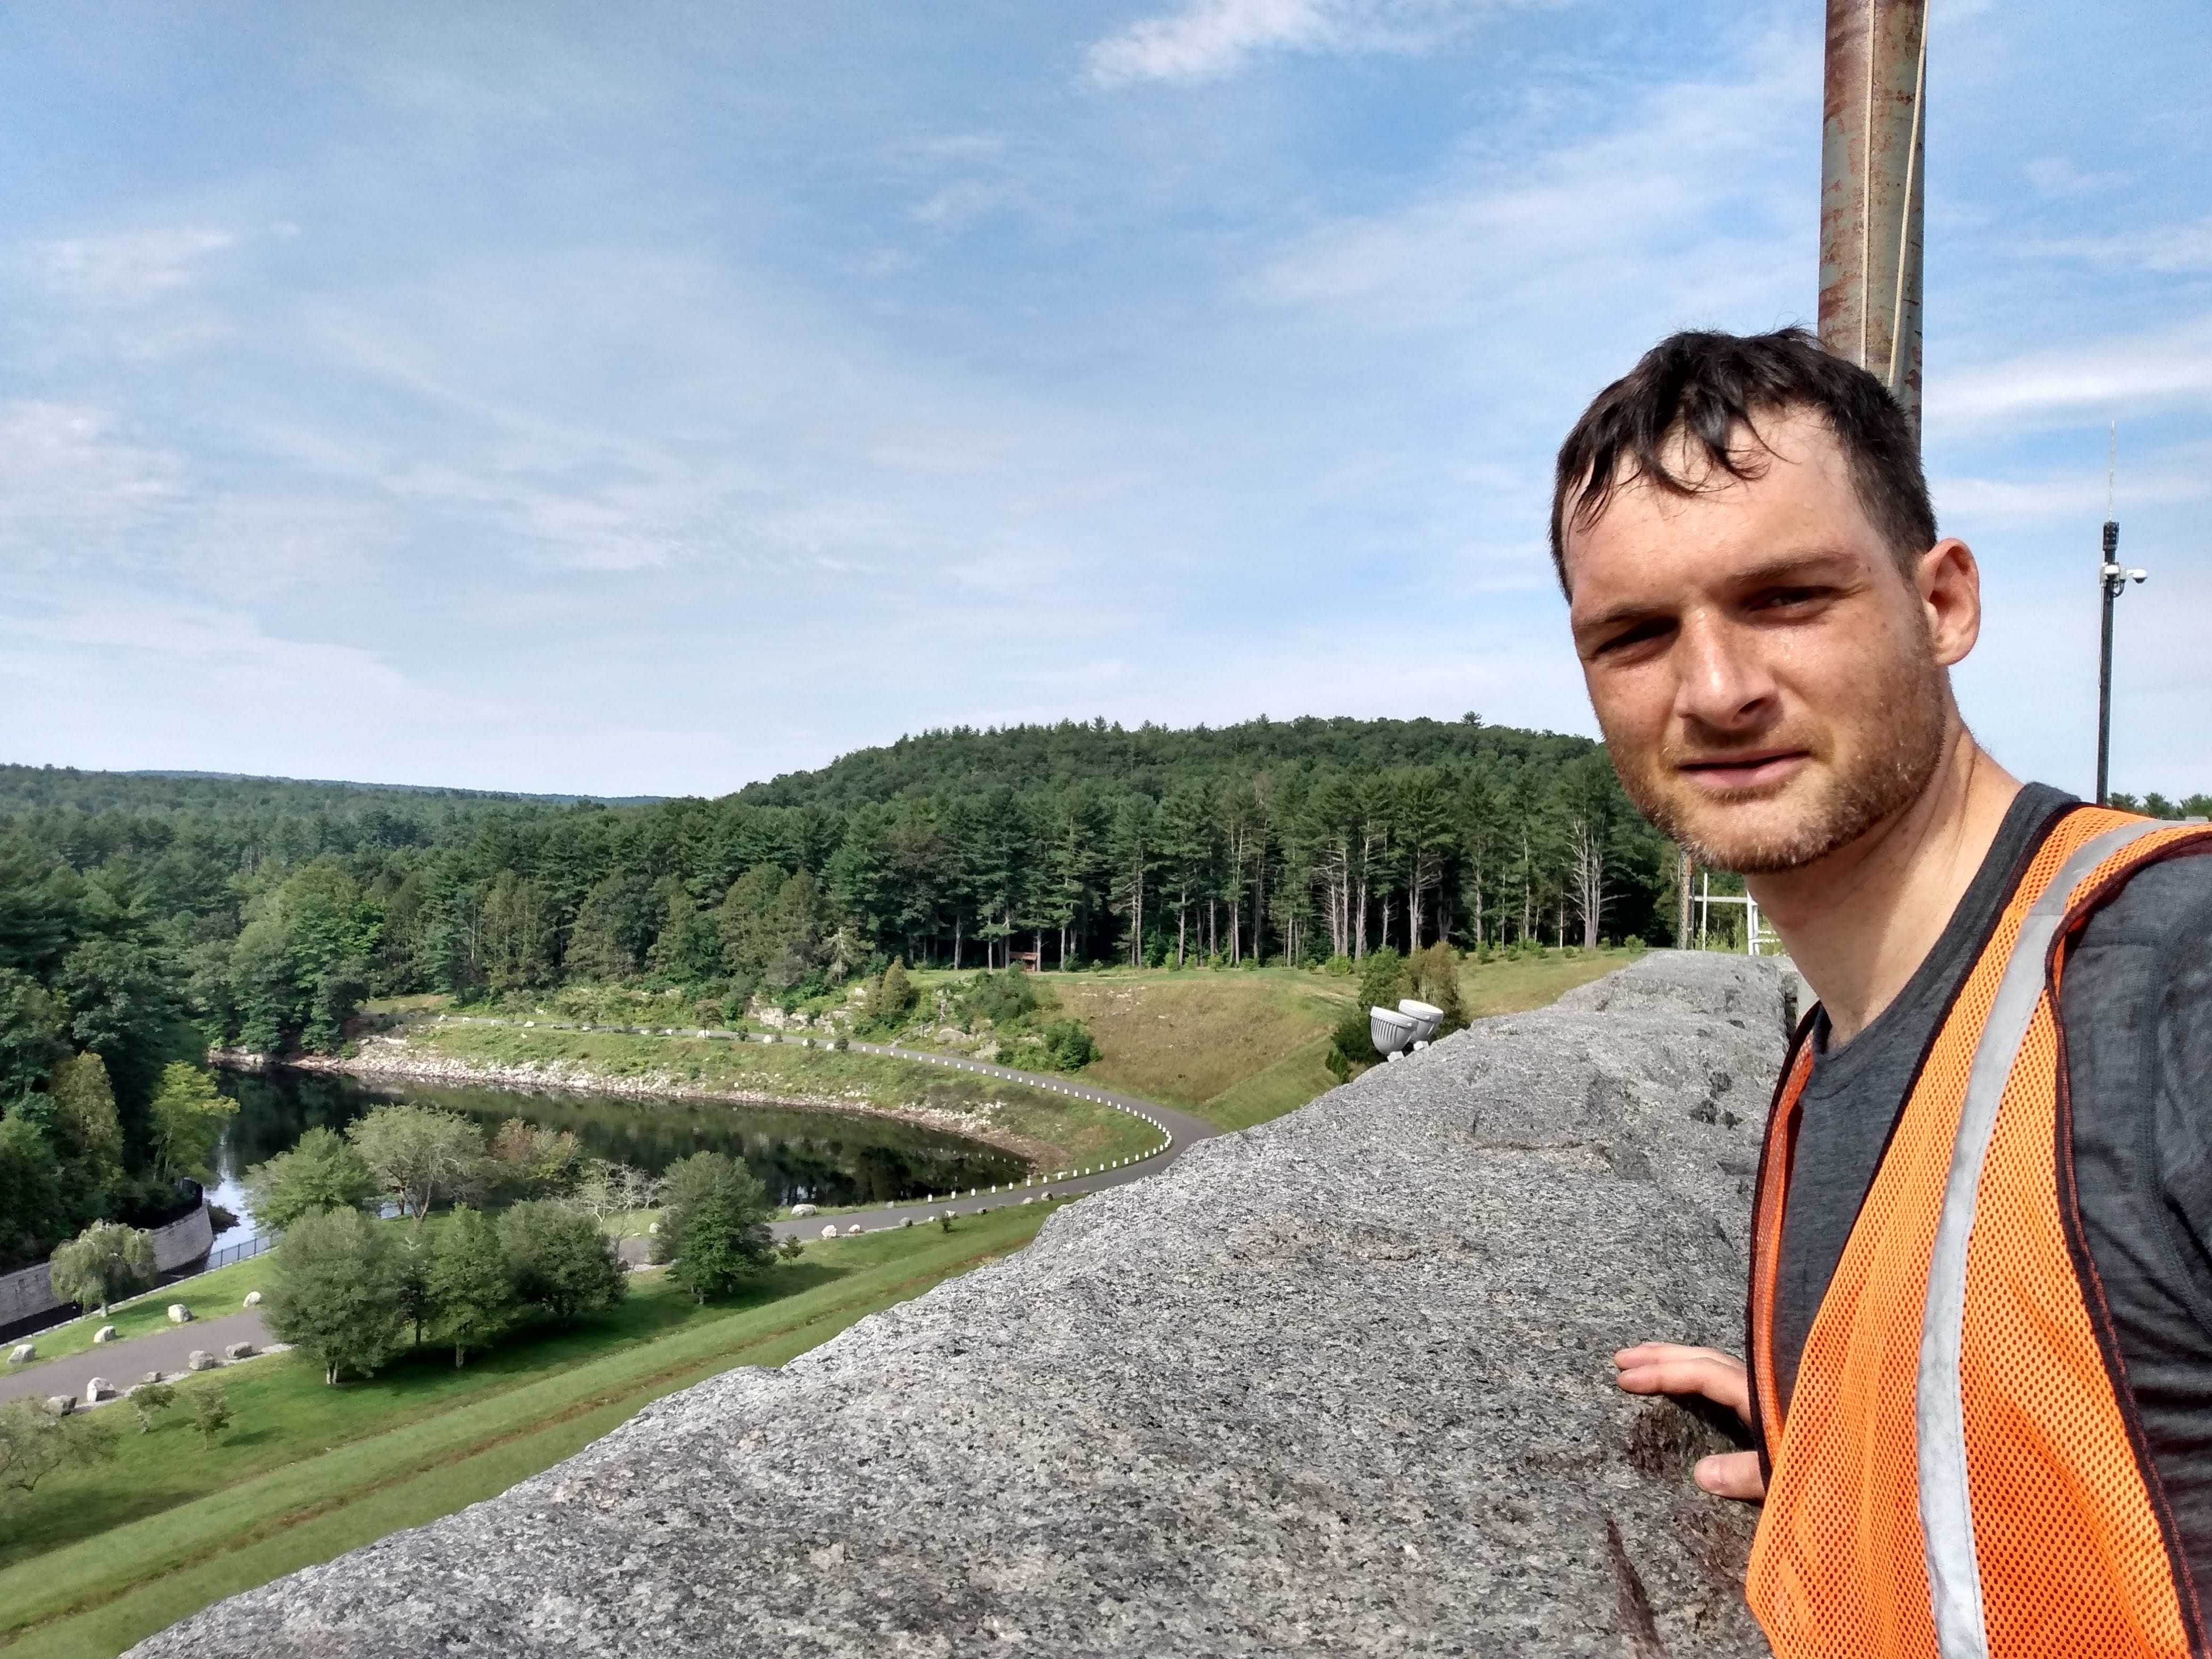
xmin=1563 ymin=408 xmax=1963 ymax=874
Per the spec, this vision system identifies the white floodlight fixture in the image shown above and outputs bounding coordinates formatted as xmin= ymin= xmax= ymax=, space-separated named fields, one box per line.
xmin=1370 ymin=1006 xmax=1418 ymax=1057
xmin=1397 ymin=999 xmax=1444 ymax=1044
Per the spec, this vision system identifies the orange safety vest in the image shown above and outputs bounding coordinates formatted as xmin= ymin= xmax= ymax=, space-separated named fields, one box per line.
xmin=1745 ymin=806 xmax=2212 ymax=1659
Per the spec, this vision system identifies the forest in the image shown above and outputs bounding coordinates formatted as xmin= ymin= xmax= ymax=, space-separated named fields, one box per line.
xmin=5 ymin=719 xmax=2202 ymax=1273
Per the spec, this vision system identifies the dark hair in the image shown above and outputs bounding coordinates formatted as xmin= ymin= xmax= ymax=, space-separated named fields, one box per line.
xmin=1549 ymin=327 xmax=1936 ymax=595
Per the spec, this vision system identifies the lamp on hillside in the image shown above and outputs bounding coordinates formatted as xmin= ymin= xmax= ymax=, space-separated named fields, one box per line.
xmin=1397 ymin=999 xmax=1443 ymax=1045
xmin=1370 ymin=1006 xmax=1418 ymax=1061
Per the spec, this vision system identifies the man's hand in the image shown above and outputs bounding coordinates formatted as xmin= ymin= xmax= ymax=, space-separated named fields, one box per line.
xmin=1614 ymin=1342 xmax=1765 ymax=1501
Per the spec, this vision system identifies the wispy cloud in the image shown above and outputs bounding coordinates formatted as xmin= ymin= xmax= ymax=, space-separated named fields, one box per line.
xmin=1249 ymin=31 xmax=1816 ymax=337
xmin=29 ymin=225 xmax=235 ymax=306
xmin=1930 ymin=316 xmax=2212 ymax=433
xmin=1086 ymin=0 xmax=1496 ymax=87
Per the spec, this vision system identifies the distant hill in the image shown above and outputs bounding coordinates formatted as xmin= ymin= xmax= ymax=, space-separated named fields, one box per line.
xmin=0 ymin=764 xmax=661 ymax=818
xmin=734 ymin=715 xmax=1598 ymax=810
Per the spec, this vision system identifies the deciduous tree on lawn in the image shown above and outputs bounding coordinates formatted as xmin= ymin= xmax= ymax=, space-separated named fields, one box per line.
xmin=263 ymin=1205 xmax=407 ymax=1385
xmin=0 ymin=1397 xmax=116 ymax=1508
xmin=47 ymin=1219 xmax=154 ymax=1317
xmin=242 ymin=1126 xmax=379 ymax=1231
xmin=667 ymin=1195 xmax=761 ymax=1304
xmin=499 ymin=1200 xmax=625 ymax=1323
xmin=650 ymin=1151 xmax=773 ymax=1272
xmin=429 ymin=1205 xmax=519 ymax=1366
xmin=346 ymin=1103 xmax=485 ymax=1226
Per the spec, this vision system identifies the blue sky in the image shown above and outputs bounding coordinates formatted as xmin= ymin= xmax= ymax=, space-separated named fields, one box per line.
xmin=3 ymin=0 xmax=2207 ymax=798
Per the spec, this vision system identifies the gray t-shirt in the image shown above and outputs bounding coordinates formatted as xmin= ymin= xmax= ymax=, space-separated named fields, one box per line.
xmin=1770 ymin=785 xmax=2212 ymax=1579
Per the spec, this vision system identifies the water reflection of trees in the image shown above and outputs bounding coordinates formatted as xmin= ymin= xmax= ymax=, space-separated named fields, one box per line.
xmin=216 ymin=1070 xmax=1023 ymax=1209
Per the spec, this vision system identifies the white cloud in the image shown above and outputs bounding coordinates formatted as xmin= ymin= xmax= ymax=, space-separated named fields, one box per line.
xmin=1086 ymin=0 xmax=1487 ymax=86
xmin=0 ymin=401 xmax=187 ymax=555
xmin=29 ymin=225 xmax=235 ymax=306
xmin=1247 ymin=31 xmax=1816 ymax=338
xmin=1929 ymin=316 xmax=2212 ymax=433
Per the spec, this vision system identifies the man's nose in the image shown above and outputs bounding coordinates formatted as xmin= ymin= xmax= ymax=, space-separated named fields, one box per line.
xmin=1672 ymin=615 xmax=1776 ymax=732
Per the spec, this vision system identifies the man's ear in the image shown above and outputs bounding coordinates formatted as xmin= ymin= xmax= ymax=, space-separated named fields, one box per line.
xmin=1917 ymin=538 xmax=1981 ymax=669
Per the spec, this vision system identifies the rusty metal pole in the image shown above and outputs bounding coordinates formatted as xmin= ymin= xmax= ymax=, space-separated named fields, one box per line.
xmin=1820 ymin=0 xmax=1929 ymax=441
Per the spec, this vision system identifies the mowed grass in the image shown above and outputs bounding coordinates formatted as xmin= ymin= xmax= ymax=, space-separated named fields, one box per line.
xmin=1456 ymin=945 xmax=1640 ymax=1020
xmin=403 ymin=1021 xmax=1155 ymax=1168
xmin=1043 ymin=946 xmax=1639 ymax=1133
xmin=0 ymin=1205 xmax=1059 ymax=1659
xmin=6 ymin=1259 xmax=270 ymax=1372
xmin=1046 ymin=968 xmax=1350 ymax=1130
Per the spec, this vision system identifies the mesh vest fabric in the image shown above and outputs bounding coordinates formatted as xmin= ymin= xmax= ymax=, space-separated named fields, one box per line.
xmin=1745 ymin=808 xmax=2212 ymax=1659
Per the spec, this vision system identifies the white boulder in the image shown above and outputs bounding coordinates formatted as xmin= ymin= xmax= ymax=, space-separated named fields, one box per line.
xmin=167 ymin=1304 xmax=193 ymax=1325
xmin=790 ymin=1204 xmax=817 ymax=1218
xmin=94 ymin=1325 xmax=118 ymax=1344
xmin=86 ymin=1377 xmax=116 ymax=1402
xmin=186 ymin=1350 xmax=217 ymax=1372
xmin=224 ymin=1342 xmax=256 ymax=1361
xmin=242 ymin=1291 xmax=262 ymax=1308
xmin=6 ymin=1343 xmax=33 ymax=1365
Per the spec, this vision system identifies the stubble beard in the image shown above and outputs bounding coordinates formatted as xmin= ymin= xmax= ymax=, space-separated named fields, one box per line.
xmin=1610 ymin=665 xmax=1952 ymax=876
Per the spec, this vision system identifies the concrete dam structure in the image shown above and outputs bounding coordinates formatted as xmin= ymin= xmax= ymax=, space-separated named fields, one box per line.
xmin=135 ymin=953 xmax=1785 ymax=1657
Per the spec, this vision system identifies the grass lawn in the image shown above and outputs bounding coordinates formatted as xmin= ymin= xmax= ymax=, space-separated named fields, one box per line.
xmin=1046 ymin=968 xmax=1350 ymax=1130
xmin=398 ymin=1021 xmax=1156 ymax=1169
xmin=0 ymin=1204 xmax=1059 ymax=1659
xmin=1038 ymin=947 xmax=1640 ymax=1132
xmin=1455 ymin=945 xmax=1640 ymax=1020
xmin=7 ymin=1260 xmax=271 ymax=1372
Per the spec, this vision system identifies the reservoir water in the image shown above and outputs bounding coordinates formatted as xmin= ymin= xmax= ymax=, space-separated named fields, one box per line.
xmin=210 ymin=1067 xmax=1027 ymax=1247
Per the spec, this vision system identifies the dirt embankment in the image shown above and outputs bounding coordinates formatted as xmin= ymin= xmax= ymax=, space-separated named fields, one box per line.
xmin=210 ymin=1032 xmax=1066 ymax=1172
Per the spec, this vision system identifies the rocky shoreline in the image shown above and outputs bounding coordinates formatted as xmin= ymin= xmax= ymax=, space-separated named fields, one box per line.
xmin=211 ymin=1031 xmax=1067 ymax=1172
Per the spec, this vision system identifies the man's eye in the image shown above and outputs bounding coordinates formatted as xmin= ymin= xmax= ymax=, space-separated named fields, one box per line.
xmin=1756 ymin=586 xmax=1830 ymax=609
xmin=1594 ymin=618 xmax=1672 ymax=656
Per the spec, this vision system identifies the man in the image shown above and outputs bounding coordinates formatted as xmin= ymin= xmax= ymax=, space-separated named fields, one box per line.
xmin=1552 ymin=328 xmax=2212 ymax=1658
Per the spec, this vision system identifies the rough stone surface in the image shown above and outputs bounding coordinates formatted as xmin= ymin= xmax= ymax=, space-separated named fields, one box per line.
xmin=86 ymin=1376 xmax=115 ymax=1402
xmin=6 ymin=1344 xmax=31 ymax=1365
xmin=224 ymin=1342 xmax=257 ymax=1362
xmin=131 ymin=954 xmax=1784 ymax=1659
xmin=186 ymin=1350 xmax=216 ymax=1372
xmin=243 ymin=1292 xmax=262 ymax=1308
xmin=167 ymin=1304 xmax=193 ymax=1325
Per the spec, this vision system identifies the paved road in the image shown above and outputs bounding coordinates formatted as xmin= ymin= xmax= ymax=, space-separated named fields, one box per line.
xmin=1 ymin=1309 xmax=273 ymax=1409
xmin=8 ymin=1029 xmax=1219 ymax=1408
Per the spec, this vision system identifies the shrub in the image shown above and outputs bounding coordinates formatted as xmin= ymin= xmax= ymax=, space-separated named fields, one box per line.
xmin=242 ymin=1127 xmax=378 ymax=1231
xmin=190 ymin=1388 xmax=232 ymax=1450
xmin=48 ymin=1220 xmax=154 ymax=1317
xmin=1354 ymin=948 xmax=1406 ymax=1017
xmin=499 ymin=1201 xmax=625 ymax=1322
xmin=1403 ymin=943 xmax=1467 ymax=1037
xmin=1324 ymin=1010 xmax=1379 ymax=1082
xmin=1038 ymin=1019 xmax=1098 ymax=1073
xmin=776 ymin=1235 xmax=804 ymax=1262
xmin=131 ymin=1381 xmax=176 ymax=1434
xmin=263 ymin=1206 xmax=407 ymax=1385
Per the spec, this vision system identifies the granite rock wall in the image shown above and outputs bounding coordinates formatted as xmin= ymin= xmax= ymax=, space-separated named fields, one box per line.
xmin=133 ymin=953 xmax=1786 ymax=1658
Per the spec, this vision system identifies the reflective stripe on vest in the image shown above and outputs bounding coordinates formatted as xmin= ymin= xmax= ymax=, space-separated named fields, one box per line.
xmin=1746 ymin=808 xmax=2212 ymax=1659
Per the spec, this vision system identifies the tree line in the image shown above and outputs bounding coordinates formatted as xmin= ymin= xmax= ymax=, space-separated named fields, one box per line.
xmin=10 ymin=727 xmax=2201 ymax=1273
